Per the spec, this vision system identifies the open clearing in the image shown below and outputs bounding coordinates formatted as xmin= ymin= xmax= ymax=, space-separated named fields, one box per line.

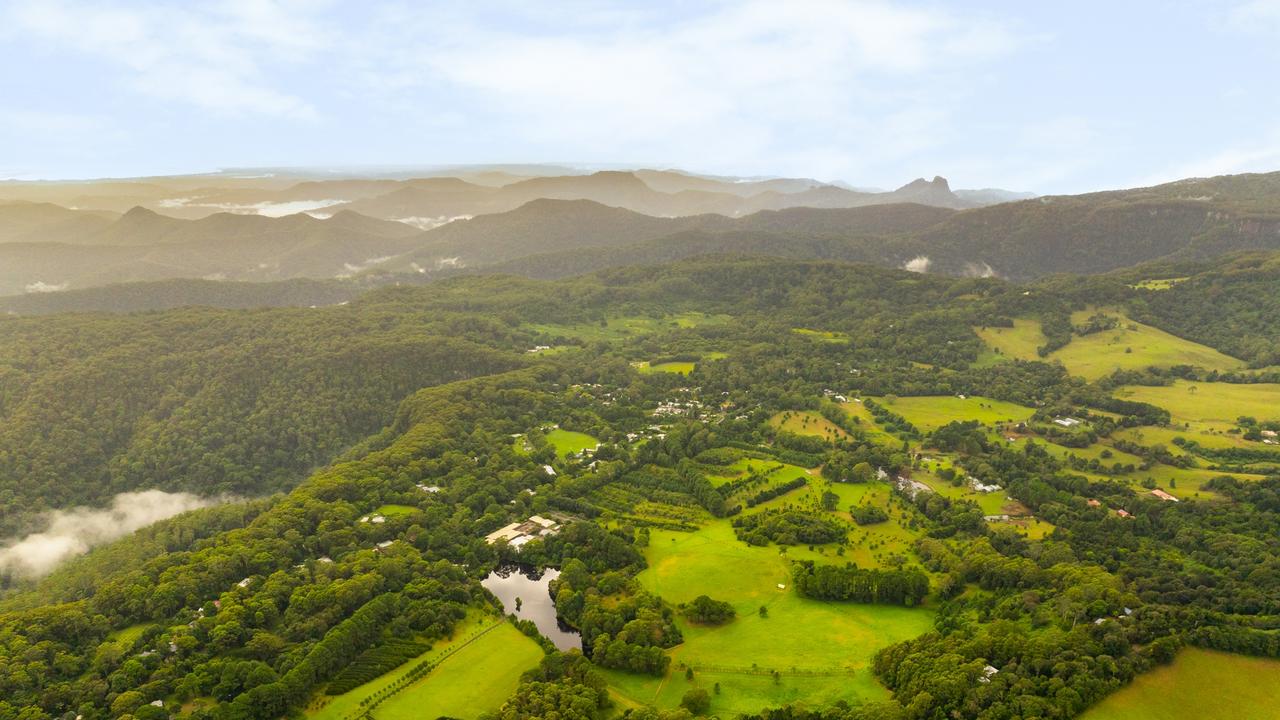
xmin=974 ymin=319 xmax=1046 ymax=362
xmin=1080 ymin=648 xmax=1280 ymax=720
xmin=637 ymin=360 xmax=697 ymax=375
xmin=1116 ymin=381 xmax=1280 ymax=426
xmin=527 ymin=312 xmax=730 ymax=343
xmin=619 ymin=521 xmax=933 ymax=716
xmin=769 ymin=410 xmax=851 ymax=442
xmin=545 ymin=428 xmax=600 ymax=457
xmin=792 ymin=328 xmax=850 ymax=343
xmin=839 ymin=400 xmax=899 ymax=445
xmin=369 ymin=621 xmax=543 ymax=720
xmin=877 ymin=395 xmax=1035 ymax=432
xmin=975 ymin=314 xmax=1244 ymax=380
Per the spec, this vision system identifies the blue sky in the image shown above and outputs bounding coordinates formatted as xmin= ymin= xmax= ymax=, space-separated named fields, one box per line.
xmin=1 ymin=0 xmax=1278 ymax=193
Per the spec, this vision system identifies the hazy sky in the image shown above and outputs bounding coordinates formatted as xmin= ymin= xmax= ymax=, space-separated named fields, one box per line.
xmin=1 ymin=0 xmax=1278 ymax=193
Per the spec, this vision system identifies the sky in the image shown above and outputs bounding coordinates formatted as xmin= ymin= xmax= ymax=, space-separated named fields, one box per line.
xmin=1 ymin=0 xmax=1279 ymax=194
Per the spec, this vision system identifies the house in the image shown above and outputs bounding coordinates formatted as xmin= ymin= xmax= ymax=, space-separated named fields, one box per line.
xmin=983 ymin=514 xmax=1011 ymax=522
xmin=417 ymin=484 xmax=441 ymax=493
xmin=542 ymin=464 xmax=557 ymax=477
xmin=969 ymin=476 xmax=1002 ymax=493
xmin=484 ymin=515 xmax=564 ymax=548
xmin=375 ymin=540 xmax=395 ymax=551
xmin=978 ymin=665 xmax=999 ymax=683
xmin=1087 ymin=499 xmax=1102 ymax=508
xmin=1151 ymin=488 xmax=1179 ymax=502
xmin=1116 ymin=509 xmax=1132 ymax=518
xmin=1261 ymin=430 xmax=1277 ymax=438
xmin=236 ymin=577 xmax=252 ymax=589
xmin=1053 ymin=417 xmax=1082 ymax=428
xmin=359 ymin=514 xmax=386 ymax=524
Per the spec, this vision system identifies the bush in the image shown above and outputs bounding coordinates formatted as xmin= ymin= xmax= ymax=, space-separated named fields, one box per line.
xmin=681 ymin=687 xmax=712 ymax=715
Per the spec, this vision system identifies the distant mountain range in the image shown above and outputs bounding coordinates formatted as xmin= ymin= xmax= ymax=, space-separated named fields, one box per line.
xmin=3 ymin=167 xmax=1280 ymax=307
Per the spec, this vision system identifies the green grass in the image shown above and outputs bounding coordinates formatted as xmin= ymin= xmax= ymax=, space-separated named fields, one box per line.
xmin=373 ymin=504 xmax=418 ymax=517
xmin=357 ymin=622 xmax=543 ymax=720
xmin=545 ymin=428 xmax=600 ymax=457
xmin=792 ymin=328 xmax=850 ymax=343
xmin=637 ymin=361 xmax=697 ymax=375
xmin=769 ymin=411 xmax=851 ymax=442
xmin=839 ymin=401 xmax=898 ymax=446
xmin=1053 ymin=312 xmax=1244 ymax=380
xmin=1080 ymin=649 xmax=1280 ymax=720
xmin=106 ymin=623 xmax=150 ymax=647
xmin=619 ymin=521 xmax=933 ymax=716
xmin=974 ymin=319 xmax=1047 ymax=361
xmin=527 ymin=312 xmax=730 ymax=343
xmin=876 ymin=395 xmax=1035 ymax=432
xmin=1116 ymin=381 xmax=1280 ymax=426
xmin=307 ymin=612 xmax=495 ymax=720
xmin=976 ymin=314 xmax=1245 ymax=380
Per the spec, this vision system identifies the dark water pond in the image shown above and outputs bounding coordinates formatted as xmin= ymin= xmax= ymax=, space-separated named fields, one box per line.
xmin=481 ymin=565 xmax=582 ymax=651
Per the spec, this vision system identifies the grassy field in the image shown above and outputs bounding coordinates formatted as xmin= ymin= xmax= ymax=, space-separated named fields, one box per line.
xmin=1052 ymin=312 xmax=1244 ymax=380
xmin=620 ymin=521 xmax=933 ymax=716
xmin=373 ymin=504 xmax=418 ymax=517
xmin=1116 ymin=381 xmax=1280 ymax=426
xmin=976 ymin=313 xmax=1245 ymax=380
xmin=792 ymin=328 xmax=850 ymax=343
xmin=545 ymin=428 xmax=600 ymax=457
xmin=974 ymin=319 xmax=1046 ymax=361
xmin=1081 ymin=649 xmax=1280 ymax=720
xmin=368 ymin=622 xmax=543 ymax=720
xmin=527 ymin=312 xmax=731 ymax=343
xmin=839 ymin=400 xmax=899 ymax=445
xmin=769 ymin=411 xmax=851 ymax=442
xmin=637 ymin=361 xmax=697 ymax=375
xmin=877 ymin=395 xmax=1035 ymax=432
xmin=106 ymin=623 xmax=150 ymax=647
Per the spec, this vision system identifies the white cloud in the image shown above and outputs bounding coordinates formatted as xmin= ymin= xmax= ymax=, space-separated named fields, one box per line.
xmin=0 ymin=490 xmax=228 ymax=578
xmin=361 ymin=0 xmax=1020 ymax=178
xmin=1228 ymin=0 xmax=1280 ymax=32
xmin=6 ymin=0 xmax=327 ymax=117
xmin=903 ymin=255 xmax=931 ymax=273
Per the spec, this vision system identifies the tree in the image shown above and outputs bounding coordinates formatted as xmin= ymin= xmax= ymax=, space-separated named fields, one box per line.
xmin=681 ymin=688 xmax=711 ymax=715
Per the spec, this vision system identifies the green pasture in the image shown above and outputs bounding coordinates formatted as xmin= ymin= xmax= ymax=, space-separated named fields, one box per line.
xmin=527 ymin=312 xmax=730 ymax=343
xmin=877 ymin=395 xmax=1035 ymax=432
xmin=1116 ymin=381 xmax=1280 ymax=426
xmin=367 ymin=622 xmax=543 ymax=720
xmin=1081 ymin=648 xmax=1280 ymax=720
xmin=637 ymin=361 xmax=697 ymax=375
xmin=839 ymin=401 xmax=899 ymax=445
xmin=373 ymin=504 xmax=418 ymax=518
xmin=792 ymin=328 xmax=850 ymax=343
xmin=769 ymin=410 xmax=851 ymax=442
xmin=1051 ymin=312 xmax=1244 ymax=380
xmin=546 ymin=428 xmax=600 ymax=457
xmin=975 ymin=314 xmax=1245 ymax=380
xmin=620 ymin=521 xmax=933 ymax=716
xmin=973 ymin=319 xmax=1046 ymax=361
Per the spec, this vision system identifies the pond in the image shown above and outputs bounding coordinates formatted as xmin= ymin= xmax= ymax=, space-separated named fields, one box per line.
xmin=481 ymin=565 xmax=582 ymax=651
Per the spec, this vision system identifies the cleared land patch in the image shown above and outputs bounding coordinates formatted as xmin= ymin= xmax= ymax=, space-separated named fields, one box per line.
xmin=1116 ymin=381 xmax=1280 ymax=427
xmin=976 ymin=314 xmax=1245 ymax=380
xmin=1080 ymin=648 xmax=1280 ymax=720
xmin=877 ymin=395 xmax=1035 ymax=432
xmin=769 ymin=410 xmax=851 ymax=442
xmin=621 ymin=521 xmax=933 ymax=716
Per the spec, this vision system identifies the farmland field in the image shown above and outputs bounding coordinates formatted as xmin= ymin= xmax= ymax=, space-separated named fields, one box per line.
xmin=1116 ymin=381 xmax=1280 ymax=426
xmin=369 ymin=622 xmax=544 ymax=720
xmin=769 ymin=410 xmax=851 ymax=441
xmin=637 ymin=360 xmax=696 ymax=375
xmin=974 ymin=319 xmax=1046 ymax=361
xmin=1080 ymin=648 xmax=1280 ymax=720
xmin=618 ymin=520 xmax=933 ymax=716
xmin=1050 ymin=312 xmax=1244 ymax=380
xmin=876 ymin=395 xmax=1035 ymax=431
xmin=792 ymin=328 xmax=850 ymax=343
xmin=976 ymin=313 xmax=1245 ymax=380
